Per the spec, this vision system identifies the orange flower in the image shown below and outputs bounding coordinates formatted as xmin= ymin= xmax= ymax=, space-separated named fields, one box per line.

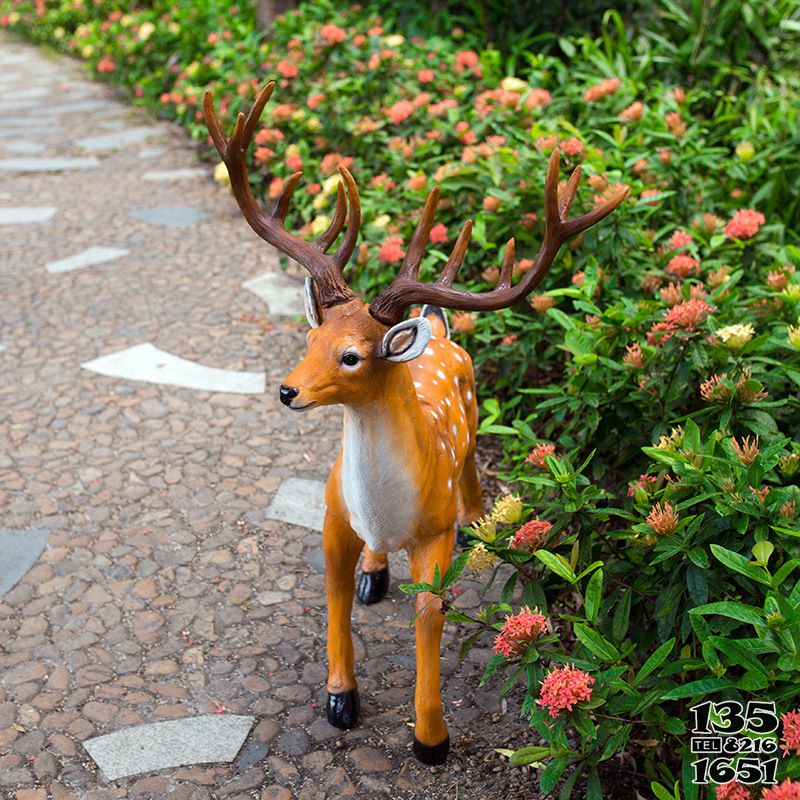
xmin=378 ymin=236 xmax=405 ymax=264
xmin=429 ymin=223 xmax=448 ymax=244
xmin=277 ymin=60 xmax=298 ymax=79
xmin=646 ymin=500 xmax=679 ymax=535
xmin=730 ymin=435 xmax=759 ymax=466
xmin=387 ymin=100 xmax=414 ymax=124
xmin=620 ymin=101 xmax=643 ymax=121
xmin=724 ymin=209 xmax=765 ymax=240
xmin=319 ymin=24 xmax=346 ymax=44
xmin=530 ymin=294 xmax=554 ymax=313
xmin=417 ymin=69 xmax=434 ymax=83
xmin=583 ymin=77 xmax=621 ymax=102
xmin=482 ymin=195 xmax=502 ymax=212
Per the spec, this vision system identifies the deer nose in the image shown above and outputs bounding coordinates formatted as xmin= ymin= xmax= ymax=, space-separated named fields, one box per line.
xmin=279 ymin=385 xmax=299 ymax=406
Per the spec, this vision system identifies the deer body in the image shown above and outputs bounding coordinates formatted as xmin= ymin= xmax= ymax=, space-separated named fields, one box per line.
xmin=203 ymin=80 xmax=628 ymax=765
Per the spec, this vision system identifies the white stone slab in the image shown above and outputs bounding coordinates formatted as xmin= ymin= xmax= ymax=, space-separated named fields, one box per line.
xmin=46 ymin=246 xmax=130 ymax=274
xmin=138 ymin=146 xmax=166 ymax=160
xmin=242 ymin=271 xmax=305 ymax=316
xmin=2 ymin=141 xmax=46 ymax=154
xmin=128 ymin=206 xmax=208 ymax=228
xmin=0 ymin=156 xmax=100 ymax=172
xmin=76 ymin=127 xmax=164 ymax=152
xmin=265 ymin=477 xmax=326 ymax=531
xmin=142 ymin=168 xmax=208 ymax=182
xmin=0 ymin=529 xmax=49 ymax=597
xmin=0 ymin=207 xmax=57 ymax=225
xmin=83 ymin=715 xmax=255 ymax=781
xmin=81 ymin=343 xmax=266 ymax=394
xmin=3 ymin=87 xmax=47 ymax=100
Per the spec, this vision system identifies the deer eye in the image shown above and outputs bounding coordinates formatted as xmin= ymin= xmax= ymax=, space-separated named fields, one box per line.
xmin=341 ymin=352 xmax=361 ymax=367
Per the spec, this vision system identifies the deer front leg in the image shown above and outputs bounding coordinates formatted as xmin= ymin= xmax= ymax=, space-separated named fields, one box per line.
xmin=323 ymin=508 xmax=364 ymax=729
xmin=356 ymin=547 xmax=390 ymax=605
xmin=406 ymin=528 xmax=455 ymax=765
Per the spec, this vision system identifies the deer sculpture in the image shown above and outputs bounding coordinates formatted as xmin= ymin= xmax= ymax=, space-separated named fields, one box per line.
xmin=204 ymin=81 xmax=628 ymax=765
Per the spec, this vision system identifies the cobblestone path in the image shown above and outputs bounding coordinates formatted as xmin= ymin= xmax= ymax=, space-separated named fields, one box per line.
xmin=0 ymin=35 xmax=535 ymax=800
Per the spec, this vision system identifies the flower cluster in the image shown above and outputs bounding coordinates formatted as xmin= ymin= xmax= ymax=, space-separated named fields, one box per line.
xmin=492 ymin=607 xmax=549 ymax=657
xmin=510 ymin=518 xmax=553 ymax=551
xmin=536 ymin=665 xmax=594 ymax=717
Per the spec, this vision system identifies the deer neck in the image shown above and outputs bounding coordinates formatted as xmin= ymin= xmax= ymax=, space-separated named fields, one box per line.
xmin=340 ymin=365 xmax=429 ymax=552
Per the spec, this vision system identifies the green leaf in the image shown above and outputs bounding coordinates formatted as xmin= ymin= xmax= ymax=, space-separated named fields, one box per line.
xmin=651 ymin=781 xmax=679 ymax=800
xmin=710 ymin=544 xmax=772 ymax=586
xmin=574 ymin=623 xmax=621 ymax=662
xmin=660 ymin=678 xmax=732 ymax=700
xmin=689 ymin=601 xmax=765 ymax=626
xmin=509 ymin=745 xmax=551 ymax=766
xmin=398 ymin=582 xmax=434 ymax=595
xmin=634 ymin=638 xmax=676 ymax=686
xmin=540 ymin=758 xmax=569 ymax=794
xmin=534 ymin=550 xmax=577 ymax=583
xmin=612 ymin=589 xmax=632 ymax=643
xmin=441 ymin=551 xmax=469 ymax=590
xmin=586 ymin=767 xmax=602 ymax=800
xmin=585 ymin=569 xmax=603 ymax=622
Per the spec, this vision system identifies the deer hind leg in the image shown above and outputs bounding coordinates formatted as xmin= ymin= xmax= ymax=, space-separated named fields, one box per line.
xmin=406 ymin=528 xmax=455 ymax=765
xmin=323 ymin=509 xmax=364 ymax=729
xmin=356 ymin=547 xmax=390 ymax=605
xmin=456 ymin=447 xmax=483 ymax=546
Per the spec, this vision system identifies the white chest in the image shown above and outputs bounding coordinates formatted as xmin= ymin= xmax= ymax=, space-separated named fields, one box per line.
xmin=340 ymin=411 xmax=419 ymax=554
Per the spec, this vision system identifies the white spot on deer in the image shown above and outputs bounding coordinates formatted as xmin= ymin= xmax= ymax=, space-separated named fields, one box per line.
xmin=436 ymin=369 xmax=446 ymax=379
xmin=452 ymin=424 xmax=458 ymax=437
xmin=454 ymin=352 xmax=463 ymax=362
xmin=425 ymin=347 xmax=434 ymax=356
xmin=414 ymin=381 xmax=422 ymax=389
xmin=447 ymin=478 xmax=452 ymax=489
xmin=445 ymin=396 xmax=451 ymax=407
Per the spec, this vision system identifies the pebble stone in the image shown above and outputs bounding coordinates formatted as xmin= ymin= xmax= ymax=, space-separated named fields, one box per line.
xmin=45 ymin=245 xmax=130 ymax=274
xmin=242 ymin=271 xmax=306 ymax=316
xmin=82 ymin=715 xmax=255 ymax=780
xmin=81 ymin=343 xmax=267 ymax=394
xmin=265 ymin=478 xmax=327 ymax=531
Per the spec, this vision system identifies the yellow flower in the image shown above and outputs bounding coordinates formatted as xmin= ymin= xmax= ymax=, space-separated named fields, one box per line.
xmin=467 ymin=542 xmax=499 ymax=575
xmin=735 ymin=141 xmax=755 ymax=162
xmin=470 ymin=516 xmax=497 ymax=543
xmin=788 ymin=325 xmax=800 ymax=349
xmin=716 ymin=323 xmax=755 ymax=349
xmin=384 ymin=34 xmax=405 ymax=47
xmin=213 ymin=161 xmax=230 ymax=188
xmin=656 ymin=427 xmax=684 ymax=451
xmin=500 ymin=76 xmax=527 ymax=92
xmin=310 ymin=215 xmax=330 ymax=235
xmin=167 ymin=21 xmax=180 ymax=35
xmin=312 ymin=193 xmax=328 ymax=211
xmin=490 ymin=494 xmax=523 ymax=524
xmin=138 ymin=21 xmax=156 ymax=41
xmin=81 ymin=44 xmax=95 ymax=58
xmin=372 ymin=214 xmax=390 ymax=228
xmin=779 ymin=453 xmax=800 ymax=476
xmin=323 ymin=174 xmax=340 ymax=195
xmin=783 ymin=285 xmax=800 ymax=302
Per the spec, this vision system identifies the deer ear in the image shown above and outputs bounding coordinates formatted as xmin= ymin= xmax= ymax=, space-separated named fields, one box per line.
xmin=304 ymin=277 xmax=322 ymax=328
xmin=380 ymin=317 xmax=432 ymax=362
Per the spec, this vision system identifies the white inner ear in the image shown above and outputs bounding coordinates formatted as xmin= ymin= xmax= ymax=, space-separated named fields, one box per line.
xmin=304 ymin=277 xmax=321 ymax=328
xmin=381 ymin=317 xmax=432 ymax=363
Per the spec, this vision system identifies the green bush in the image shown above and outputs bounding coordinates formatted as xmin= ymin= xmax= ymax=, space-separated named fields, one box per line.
xmin=4 ymin=1 xmax=800 ymax=797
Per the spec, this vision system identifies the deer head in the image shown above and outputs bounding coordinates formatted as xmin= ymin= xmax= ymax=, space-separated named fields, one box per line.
xmin=203 ymin=82 xmax=629 ymax=411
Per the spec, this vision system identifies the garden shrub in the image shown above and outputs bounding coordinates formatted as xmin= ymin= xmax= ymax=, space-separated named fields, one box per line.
xmin=3 ymin=1 xmax=800 ymax=797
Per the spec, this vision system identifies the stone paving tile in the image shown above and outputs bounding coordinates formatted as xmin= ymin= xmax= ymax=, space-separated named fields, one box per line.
xmin=0 ymin=206 xmax=57 ymax=224
xmin=0 ymin=529 xmax=49 ymax=597
xmin=265 ymin=478 xmax=326 ymax=532
xmin=76 ymin=126 xmax=166 ymax=152
xmin=142 ymin=168 xmax=208 ymax=182
xmin=0 ymin=32 xmax=538 ymax=800
xmin=45 ymin=245 xmax=130 ymax=274
xmin=128 ymin=205 xmax=209 ymax=227
xmin=0 ymin=156 xmax=100 ymax=172
xmin=1 ymin=141 xmax=46 ymax=153
xmin=81 ymin=343 xmax=267 ymax=394
xmin=83 ymin=714 xmax=255 ymax=780
xmin=243 ymin=271 xmax=306 ymax=317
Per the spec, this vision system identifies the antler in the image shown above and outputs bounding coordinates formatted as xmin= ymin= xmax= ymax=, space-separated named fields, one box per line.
xmin=203 ymin=82 xmax=361 ymax=308
xmin=368 ymin=149 xmax=629 ymax=325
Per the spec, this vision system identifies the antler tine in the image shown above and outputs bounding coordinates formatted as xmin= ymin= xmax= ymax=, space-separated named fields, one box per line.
xmin=398 ymin=187 xmax=440 ymax=281
xmin=242 ymin=82 xmax=275 ymax=146
xmin=203 ymin=90 xmax=228 ymax=157
xmin=496 ymin=239 xmax=516 ymax=289
xmin=368 ymin=149 xmax=628 ymax=326
xmin=333 ymin=166 xmax=361 ymax=268
xmin=435 ymin=220 xmax=473 ymax=287
xmin=271 ymin=171 xmax=303 ymax=224
xmin=315 ymin=181 xmax=347 ymax=252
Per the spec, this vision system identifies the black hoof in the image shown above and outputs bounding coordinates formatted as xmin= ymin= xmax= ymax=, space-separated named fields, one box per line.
xmin=413 ymin=735 xmax=450 ymax=765
xmin=456 ymin=529 xmax=470 ymax=548
xmin=356 ymin=566 xmax=389 ymax=605
xmin=326 ymin=689 xmax=360 ymax=729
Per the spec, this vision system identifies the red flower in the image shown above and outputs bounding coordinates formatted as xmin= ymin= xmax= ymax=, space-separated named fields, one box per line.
xmin=715 ymin=782 xmax=754 ymax=800
xmin=666 ymin=254 xmax=700 ymax=278
xmin=762 ymin=780 xmax=800 ymax=800
xmin=454 ymin=50 xmax=479 ymax=71
xmin=724 ymin=208 xmax=765 ymax=239
xmin=277 ymin=60 xmax=298 ymax=79
xmin=417 ymin=69 xmax=434 ymax=83
xmin=387 ymin=100 xmax=414 ymax=124
xmin=669 ymin=230 xmax=693 ymax=250
xmin=536 ymin=665 xmax=594 ymax=717
xmin=429 ymin=223 xmax=448 ymax=244
xmin=781 ymin=709 xmax=800 ymax=756
xmin=525 ymin=444 xmax=556 ymax=468
xmin=378 ymin=236 xmax=405 ymax=264
xmin=319 ymin=24 xmax=346 ymax=44
xmin=510 ymin=519 xmax=552 ymax=551
xmin=493 ymin=607 xmax=548 ymax=657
